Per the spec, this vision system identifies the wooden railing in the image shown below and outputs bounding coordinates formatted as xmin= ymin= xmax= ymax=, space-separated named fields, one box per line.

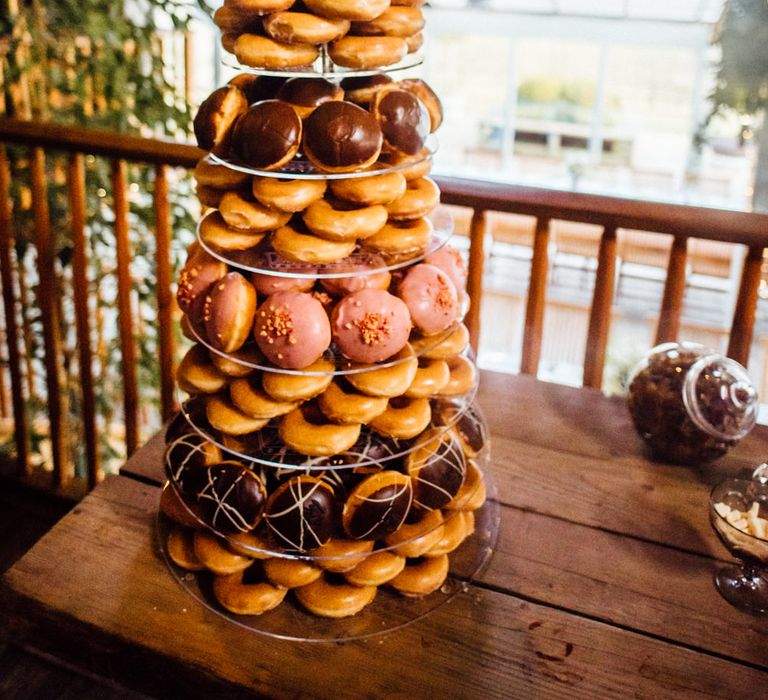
xmin=2 ymin=118 xmax=768 ymax=495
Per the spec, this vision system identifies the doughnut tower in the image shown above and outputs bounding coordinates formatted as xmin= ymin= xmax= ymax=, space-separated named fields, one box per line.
xmin=159 ymin=0 xmax=495 ymax=633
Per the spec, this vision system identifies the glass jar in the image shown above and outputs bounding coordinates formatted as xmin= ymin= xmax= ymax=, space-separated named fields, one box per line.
xmin=627 ymin=342 xmax=759 ymax=465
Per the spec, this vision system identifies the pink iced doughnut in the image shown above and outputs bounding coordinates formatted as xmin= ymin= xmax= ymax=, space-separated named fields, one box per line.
xmin=320 ymin=265 xmax=391 ymax=297
xmin=253 ymin=291 xmax=331 ymax=369
xmin=424 ymin=244 xmax=467 ymax=295
xmin=331 ymin=288 xmax=412 ymax=363
xmin=250 ymin=272 xmax=315 ymax=296
xmin=397 ymin=263 xmax=460 ymax=335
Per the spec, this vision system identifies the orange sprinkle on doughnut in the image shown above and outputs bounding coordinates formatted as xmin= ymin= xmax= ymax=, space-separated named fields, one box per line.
xmin=355 ymin=312 xmax=390 ymax=345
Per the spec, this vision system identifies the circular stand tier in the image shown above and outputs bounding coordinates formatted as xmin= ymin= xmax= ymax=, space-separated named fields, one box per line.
xmin=157 ymin=455 xmax=499 ymax=642
xmin=196 ymin=205 xmax=453 ymax=279
xmin=176 ymin=377 xmax=479 ymax=471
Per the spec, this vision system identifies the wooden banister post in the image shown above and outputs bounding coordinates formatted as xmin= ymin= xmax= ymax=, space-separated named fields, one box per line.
xmin=655 ymin=235 xmax=688 ymax=345
xmin=520 ymin=217 xmax=550 ymax=375
xmin=466 ymin=208 xmax=486 ymax=354
xmin=727 ymin=244 xmax=763 ymax=367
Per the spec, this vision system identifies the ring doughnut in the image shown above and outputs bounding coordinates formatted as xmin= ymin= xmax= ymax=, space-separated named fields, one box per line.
xmin=226 ymin=0 xmax=296 ymax=13
xmin=251 ymin=272 xmax=315 ymax=297
xmin=346 ymin=344 xmax=418 ymax=397
xmin=383 ymin=508 xmax=444 ymax=558
xmin=362 ymin=216 xmax=433 ymax=256
xmin=219 ymin=191 xmax=292 ymax=232
xmin=311 ymin=538 xmax=374 ymax=572
xmin=212 ymin=563 xmax=288 ymax=615
xmin=391 ymin=0 xmax=425 ymax=6
xmin=176 ymin=244 xmax=228 ymax=323
xmin=261 ymin=358 xmax=334 ymax=402
xmin=369 ymin=396 xmax=431 ymax=440
xmin=210 ymin=345 xmax=263 ymax=378
xmin=397 ymin=263 xmax=460 ymax=335
xmin=302 ymin=198 xmax=387 ymax=242
xmin=234 ymin=33 xmax=319 ymax=69
xmin=378 ymin=147 xmax=432 ymax=181
xmin=196 ymin=185 xmax=227 ymax=209
xmin=444 ymin=404 xmax=488 ymax=458
xmin=303 ymin=0 xmax=389 ymax=21
xmin=252 ymin=176 xmax=326 ymax=212
xmin=195 ymin=158 xmax=251 ymax=190
xmin=427 ymin=511 xmax=474 ymax=557
xmin=221 ymin=32 xmax=238 ymax=54
xmin=160 ymin=482 xmax=202 ymax=529
xmin=230 ymin=376 xmax=299 ymax=419
xmin=203 ymin=271 xmax=258 ymax=353
xmin=344 ymin=550 xmax=405 ymax=586
xmin=386 ymin=177 xmax=440 ymax=220
xmin=176 ymin=344 xmax=228 ymax=395
xmin=227 ymin=527 xmax=276 ymax=559
xmin=263 ymin=557 xmax=323 ymax=588
xmin=279 ymin=402 xmax=361 ymax=456
xmin=294 ymin=574 xmax=377 ymax=618
xmin=405 ymin=31 xmax=423 ymax=53
xmin=399 ymin=78 xmax=443 ymax=132
xmin=405 ymin=428 xmax=466 ymax=511
xmin=440 ymin=355 xmax=477 ymax=396
xmin=166 ymin=525 xmax=205 ymax=571
xmin=272 ymin=221 xmax=356 ymax=264
xmin=389 ymin=553 xmax=449 ymax=597
xmin=193 ymin=85 xmax=249 ymax=153
xmin=329 ymin=168 xmax=406 ymax=206
xmin=446 ymin=458 xmax=486 ymax=512
xmin=343 ymin=471 xmax=413 ymax=540
xmin=317 ymin=378 xmax=388 ymax=424
xmin=351 ymin=6 xmax=424 ymax=37
xmin=200 ymin=211 xmax=267 ymax=251
xmin=194 ymin=529 xmax=253 ymax=575
xmin=329 ymin=36 xmax=407 ymax=70
xmin=340 ymin=74 xmax=394 ymax=106
xmin=405 ymin=357 xmax=449 ymax=398
xmin=414 ymin=323 xmax=469 ymax=360
xmin=263 ymin=12 xmax=350 ymax=45
xmin=207 ymin=394 xmax=270 ymax=435
xmin=213 ymin=5 xmax=263 ymax=34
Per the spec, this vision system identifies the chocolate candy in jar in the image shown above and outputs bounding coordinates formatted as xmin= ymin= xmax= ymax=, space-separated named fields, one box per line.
xmin=626 ymin=342 xmax=758 ymax=465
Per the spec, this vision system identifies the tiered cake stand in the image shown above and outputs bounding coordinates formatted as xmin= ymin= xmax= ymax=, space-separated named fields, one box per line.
xmin=158 ymin=3 xmax=498 ymax=642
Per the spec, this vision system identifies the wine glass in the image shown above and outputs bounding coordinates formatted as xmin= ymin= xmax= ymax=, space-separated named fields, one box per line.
xmin=709 ymin=464 xmax=768 ymax=614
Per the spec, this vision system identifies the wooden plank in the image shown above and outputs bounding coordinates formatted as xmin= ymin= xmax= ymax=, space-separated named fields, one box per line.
xmin=0 ymin=145 xmax=29 ymax=475
xmin=112 ymin=159 xmax=139 ymax=456
xmin=520 ymin=216 xmax=550 ymax=375
xmin=2 ymin=475 xmax=764 ymax=700
xmin=655 ymin=235 xmax=688 ymax=344
xmin=30 ymin=147 xmax=68 ymax=486
xmin=119 ymin=429 xmax=165 ymax=485
xmin=153 ymin=165 xmax=176 ymax=423
xmin=68 ymin=154 xmax=101 ymax=490
xmin=582 ymin=225 xmax=617 ymax=389
xmin=465 ymin=208 xmax=486 ymax=353
xmin=727 ymin=244 xmax=763 ymax=367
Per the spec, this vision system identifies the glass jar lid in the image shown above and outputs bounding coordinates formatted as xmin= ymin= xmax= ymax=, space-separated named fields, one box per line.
xmin=682 ymin=353 xmax=759 ymax=441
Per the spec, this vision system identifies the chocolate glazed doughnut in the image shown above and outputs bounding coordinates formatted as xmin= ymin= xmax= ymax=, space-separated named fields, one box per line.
xmin=230 ymin=100 xmax=302 ymax=170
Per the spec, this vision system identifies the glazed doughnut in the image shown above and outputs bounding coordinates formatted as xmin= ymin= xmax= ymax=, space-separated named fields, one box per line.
xmin=303 ymin=0 xmax=389 ymax=21
xmin=294 ymin=574 xmax=377 ymax=618
xmin=303 ymin=101 xmax=383 ymax=174
xmin=369 ymin=396 xmax=431 ymax=440
xmin=351 ymin=6 xmax=424 ymax=36
xmin=397 ymin=263 xmax=460 ymax=335
xmin=194 ymin=158 xmax=250 ymax=190
xmin=229 ymin=73 xmax=287 ymax=103
xmin=196 ymin=184 xmax=227 ymax=209
xmin=440 ymin=355 xmax=477 ymax=396
xmin=405 ymin=31 xmax=423 ymax=53
xmin=399 ymin=78 xmax=443 ymax=132
xmin=414 ymin=323 xmax=469 ymax=360
xmin=391 ymin=0 xmax=424 ymax=6
xmin=427 ymin=511 xmax=474 ymax=557
xmin=252 ymin=176 xmax=326 ymax=212
xmin=379 ymin=147 xmax=432 ymax=181
xmin=230 ymin=376 xmax=299 ymax=419
xmin=317 ymin=378 xmax=388 ymax=425
xmin=159 ymin=482 xmax=202 ymax=529
xmin=343 ymin=471 xmax=413 ymax=539
xmin=193 ymin=529 xmax=253 ymax=575
xmin=272 ymin=221 xmax=357 ymax=264
xmin=250 ymin=271 xmax=315 ymax=296
xmin=199 ymin=211 xmax=266 ymax=251
xmin=279 ymin=402 xmax=361 ymax=456
xmin=384 ymin=507 xmax=444 ymax=558
xmin=302 ymin=198 xmax=387 ymax=242
xmin=193 ymin=85 xmax=249 ymax=152
xmin=389 ymin=553 xmax=449 ymax=597
xmin=362 ymin=216 xmax=433 ymax=256
xmin=346 ymin=344 xmax=418 ymax=397
xmin=221 ymin=32 xmax=238 ymax=54
xmin=234 ymin=33 xmax=319 ymax=70
xmin=276 ymin=77 xmax=345 ymax=120
xmin=263 ymin=557 xmax=323 ymax=588
xmin=344 ymin=550 xmax=405 ymax=586
xmin=227 ymin=0 xmax=296 ymax=13
xmin=329 ymin=168 xmax=406 ymax=206
xmin=311 ymin=537 xmax=374 ymax=572
xmin=405 ymin=357 xmax=450 ymax=398
xmin=261 ymin=358 xmax=334 ymax=401
xmin=207 ymin=394 xmax=270 ymax=435
xmin=213 ymin=4 xmax=262 ymax=34
xmin=166 ymin=525 xmax=205 ymax=571
xmin=405 ymin=428 xmax=466 ymax=511
xmin=176 ymin=244 xmax=228 ymax=323
xmin=340 ymin=74 xmax=394 ymax=106
xmin=210 ymin=345 xmax=263 ymax=378
xmin=219 ymin=192 xmax=292 ymax=233
xmin=320 ymin=266 xmax=391 ymax=297
xmin=446 ymin=458 xmax=485 ymax=512
xmin=386 ymin=177 xmax=440 ymax=220
xmin=227 ymin=527 xmax=276 ymax=559
xmin=329 ymin=35 xmax=407 ymax=70
xmin=264 ymin=11 xmax=350 ymax=45
xmin=176 ymin=344 xmax=228 ymax=395
xmin=203 ymin=271 xmax=257 ymax=353
xmin=212 ymin=563 xmax=287 ymax=615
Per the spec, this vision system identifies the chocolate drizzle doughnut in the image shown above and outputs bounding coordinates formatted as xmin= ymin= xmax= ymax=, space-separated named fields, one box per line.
xmin=164 ymin=431 xmax=223 ymax=497
xmin=197 ymin=462 xmax=268 ymax=534
xmin=405 ymin=429 xmax=466 ymax=510
xmin=343 ymin=471 xmax=413 ymax=539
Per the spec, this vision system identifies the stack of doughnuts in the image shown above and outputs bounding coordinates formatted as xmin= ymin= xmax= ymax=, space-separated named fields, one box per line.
xmin=214 ymin=0 xmax=425 ymax=71
xmin=160 ymin=0 xmax=495 ymax=622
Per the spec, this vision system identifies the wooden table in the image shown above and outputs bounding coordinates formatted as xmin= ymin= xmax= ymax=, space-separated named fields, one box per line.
xmin=2 ymin=371 xmax=768 ymax=699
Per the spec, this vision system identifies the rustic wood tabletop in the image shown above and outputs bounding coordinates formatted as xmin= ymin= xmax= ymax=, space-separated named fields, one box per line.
xmin=2 ymin=371 xmax=767 ymax=699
